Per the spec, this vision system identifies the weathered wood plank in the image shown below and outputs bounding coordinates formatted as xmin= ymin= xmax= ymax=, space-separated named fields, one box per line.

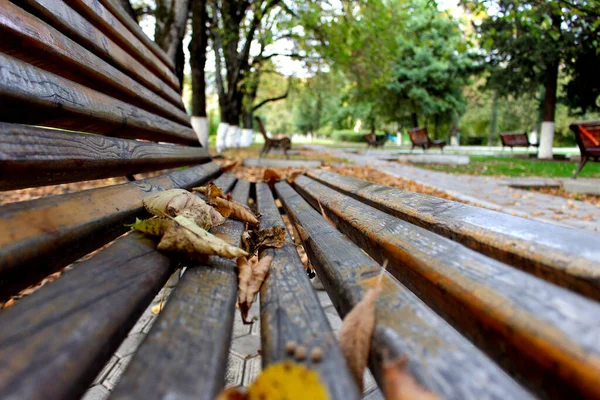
xmin=99 ymin=0 xmax=175 ymax=70
xmin=255 ymin=182 xmax=361 ymax=400
xmin=293 ymin=175 xmax=600 ymax=400
xmin=0 ymin=123 xmax=210 ymax=190
xmin=275 ymin=181 xmax=531 ymax=400
xmin=0 ymin=2 xmax=189 ymax=125
xmin=64 ymin=0 xmax=179 ymax=90
xmin=307 ymin=169 xmax=600 ymax=301
xmin=0 ymin=175 xmax=237 ymax=400
xmin=110 ymin=180 xmax=248 ymax=400
xmin=0 ymin=53 xmax=197 ymax=145
xmin=14 ymin=0 xmax=184 ymax=108
xmin=0 ymin=162 xmax=221 ymax=301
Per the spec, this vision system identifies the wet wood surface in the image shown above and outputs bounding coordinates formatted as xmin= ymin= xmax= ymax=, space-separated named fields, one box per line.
xmin=0 ymin=162 xmax=221 ymax=301
xmin=0 ymin=53 xmax=197 ymax=145
xmin=255 ymin=182 xmax=361 ymax=400
xmin=0 ymin=175 xmax=236 ymax=400
xmin=308 ymin=169 xmax=600 ymax=301
xmin=13 ymin=0 xmax=183 ymax=108
xmin=0 ymin=2 xmax=189 ymax=125
xmin=64 ymin=0 xmax=179 ymax=90
xmin=99 ymin=0 xmax=175 ymax=70
xmin=0 ymin=123 xmax=210 ymax=190
xmin=275 ymin=181 xmax=531 ymax=400
xmin=110 ymin=179 xmax=244 ymax=400
xmin=293 ymin=175 xmax=600 ymax=399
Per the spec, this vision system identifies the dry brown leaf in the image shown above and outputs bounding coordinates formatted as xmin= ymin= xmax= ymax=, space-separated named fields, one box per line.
xmin=2 ymin=298 xmax=15 ymax=309
xmin=263 ymin=169 xmax=282 ymax=185
xmin=192 ymin=182 xmax=225 ymax=199
xmin=238 ymin=255 xmax=273 ymax=323
xmin=208 ymin=197 xmax=259 ymax=225
xmin=339 ymin=286 xmax=381 ymax=391
xmin=143 ymin=189 xmax=214 ymax=230
xmin=287 ymin=169 xmax=306 ymax=183
xmin=220 ymin=160 xmax=241 ymax=173
xmin=216 ymin=387 xmax=247 ymax=400
xmin=157 ymin=216 xmax=248 ymax=259
xmin=383 ymin=356 xmax=439 ymax=400
xmin=243 ymin=227 xmax=286 ymax=254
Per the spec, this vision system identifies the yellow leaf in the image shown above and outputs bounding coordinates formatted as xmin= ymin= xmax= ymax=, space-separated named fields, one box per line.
xmin=157 ymin=215 xmax=248 ymax=259
xmin=248 ymin=362 xmax=327 ymax=400
xmin=383 ymin=356 xmax=439 ymax=400
xmin=126 ymin=217 xmax=171 ymax=236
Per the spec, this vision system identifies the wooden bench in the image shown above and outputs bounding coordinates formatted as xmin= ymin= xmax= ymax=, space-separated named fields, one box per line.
xmin=364 ymin=133 xmax=387 ymax=148
xmin=499 ymin=131 xmax=538 ymax=152
xmin=1 ymin=3 xmax=600 ymax=400
xmin=407 ymin=127 xmax=446 ymax=152
xmin=570 ymin=120 xmax=600 ymax=178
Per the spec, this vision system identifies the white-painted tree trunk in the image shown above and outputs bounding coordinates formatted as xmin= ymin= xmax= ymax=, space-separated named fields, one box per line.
xmin=225 ymin=125 xmax=241 ymax=148
xmin=191 ymin=116 xmax=209 ymax=148
xmin=241 ymin=129 xmax=254 ymax=147
xmin=216 ymin=123 xmax=229 ymax=153
xmin=538 ymin=122 xmax=555 ymax=159
xmin=450 ymin=136 xmax=459 ymax=146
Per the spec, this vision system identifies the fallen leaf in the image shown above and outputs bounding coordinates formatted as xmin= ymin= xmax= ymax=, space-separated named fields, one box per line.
xmin=383 ymin=356 xmax=439 ymax=400
xmin=339 ymin=286 xmax=381 ymax=391
xmin=263 ymin=169 xmax=281 ymax=185
xmin=216 ymin=387 xmax=247 ymax=400
xmin=210 ymin=197 xmax=259 ymax=225
xmin=2 ymin=298 xmax=15 ymax=309
xmin=287 ymin=169 xmax=306 ymax=184
xmin=127 ymin=217 xmax=171 ymax=236
xmin=243 ymin=227 xmax=286 ymax=255
xmin=157 ymin=215 xmax=248 ymax=259
xmin=143 ymin=189 xmax=214 ymax=230
xmin=247 ymin=362 xmax=328 ymax=400
xmin=151 ymin=303 xmax=163 ymax=315
xmin=192 ymin=182 xmax=225 ymax=200
xmin=238 ymin=255 xmax=273 ymax=323
xmin=220 ymin=160 xmax=241 ymax=173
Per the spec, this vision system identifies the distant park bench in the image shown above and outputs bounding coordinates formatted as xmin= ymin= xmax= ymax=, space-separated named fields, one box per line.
xmin=408 ymin=127 xmax=446 ymax=151
xmin=499 ymin=131 xmax=538 ymax=152
xmin=364 ymin=133 xmax=387 ymax=148
xmin=570 ymin=120 xmax=600 ymax=178
xmin=1 ymin=2 xmax=600 ymax=400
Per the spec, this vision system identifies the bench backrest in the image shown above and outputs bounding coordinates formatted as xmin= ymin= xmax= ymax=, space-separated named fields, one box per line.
xmin=571 ymin=121 xmax=600 ymax=154
xmin=407 ymin=126 xmax=430 ymax=145
xmin=499 ymin=132 xmax=529 ymax=147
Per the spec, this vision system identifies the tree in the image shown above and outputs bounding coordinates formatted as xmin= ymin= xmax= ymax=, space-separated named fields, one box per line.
xmin=189 ymin=0 xmax=210 ymax=143
xmin=465 ymin=0 xmax=600 ymax=158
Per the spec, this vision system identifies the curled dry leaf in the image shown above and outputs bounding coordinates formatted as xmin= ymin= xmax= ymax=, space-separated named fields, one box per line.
xmin=383 ymin=356 xmax=439 ymax=400
xmin=243 ymin=227 xmax=286 ymax=255
xmin=156 ymin=216 xmax=248 ymax=260
xmin=211 ymin=197 xmax=259 ymax=225
xmin=287 ymin=169 xmax=306 ymax=184
xmin=238 ymin=255 xmax=273 ymax=323
xmin=220 ymin=159 xmax=241 ymax=173
xmin=143 ymin=189 xmax=214 ymax=230
xmin=263 ymin=169 xmax=282 ymax=185
xmin=192 ymin=182 xmax=225 ymax=199
xmin=339 ymin=286 xmax=381 ymax=391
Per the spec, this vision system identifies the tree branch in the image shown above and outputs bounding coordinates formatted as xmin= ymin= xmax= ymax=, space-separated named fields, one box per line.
xmin=252 ymin=80 xmax=291 ymax=111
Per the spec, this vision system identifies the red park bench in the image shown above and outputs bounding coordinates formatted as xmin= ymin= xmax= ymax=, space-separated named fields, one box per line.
xmin=407 ymin=127 xmax=446 ymax=151
xmin=499 ymin=131 xmax=538 ymax=152
xmin=1 ymin=2 xmax=600 ymax=400
xmin=570 ymin=120 xmax=600 ymax=178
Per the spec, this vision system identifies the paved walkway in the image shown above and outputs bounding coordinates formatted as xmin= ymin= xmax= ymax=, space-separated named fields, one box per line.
xmin=312 ymin=146 xmax=600 ymax=233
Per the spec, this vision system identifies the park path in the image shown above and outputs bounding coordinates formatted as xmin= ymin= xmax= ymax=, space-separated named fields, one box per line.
xmin=310 ymin=146 xmax=600 ymax=233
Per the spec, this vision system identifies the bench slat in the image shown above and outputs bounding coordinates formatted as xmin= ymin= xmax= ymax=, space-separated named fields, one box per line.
xmin=65 ymin=0 xmax=179 ymax=90
xmin=0 ymin=175 xmax=236 ymax=400
xmin=275 ymin=181 xmax=531 ymax=400
xmin=0 ymin=53 xmax=197 ymax=145
xmin=293 ymin=175 xmax=600 ymax=399
xmin=99 ymin=0 xmax=176 ymax=70
xmin=0 ymin=123 xmax=210 ymax=190
xmin=110 ymin=180 xmax=247 ymax=400
xmin=0 ymin=162 xmax=221 ymax=300
xmin=14 ymin=0 xmax=184 ymax=108
xmin=0 ymin=2 xmax=189 ymax=125
xmin=255 ymin=183 xmax=360 ymax=400
xmin=307 ymin=169 xmax=600 ymax=301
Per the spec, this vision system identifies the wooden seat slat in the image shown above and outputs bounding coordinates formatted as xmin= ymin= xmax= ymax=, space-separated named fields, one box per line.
xmin=64 ymin=0 xmax=179 ymax=90
xmin=99 ymin=0 xmax=176 ymax=71
xmin=0 ymin=162 xmax=221 ymax=300
xmin=255 ymin=183 xmax=360 ymax=400
xmin=0 ymin=53 xmax=198 ymax=145
xmin=0 ymin=2 xmax=190 ymax=125
xmin=0 ymin=123 xmax=211 ymax=190
xmin=275 ymin=181 xmax=531 ymax=400
xmin=307 ymin=169 xmax=600 ymax=301
xmin=293 ymin=175 xmax=600 ymax=399
xmin=110 ymin=179 xmax=245 ymax=400
xmin=14 ymin=0 xmax=184 ymax=108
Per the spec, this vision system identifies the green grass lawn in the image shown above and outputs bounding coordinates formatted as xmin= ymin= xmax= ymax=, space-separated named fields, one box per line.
xmin=418 ymin=156 xmax=600 ymax=178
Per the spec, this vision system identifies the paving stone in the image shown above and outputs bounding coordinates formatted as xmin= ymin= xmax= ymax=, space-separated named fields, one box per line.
xmin=231 ymin=334 xmax=261 ymax=359
xmin=397 ymin=154 xmax=470 ymax=165
xmin=130 ymin=308 xmax=156 ymax=334
xmin=363 ymin=369 xmax=378 ymax=394
xmin=232 ymin=314 xmax=252 ymax=338
xmin=324 ymin=305 xmax=343 ymax=333
xmin=92 ymin=356 xmax=118 ymax=385
xmin=563 ymin=179 xmax=600 ymax=195
xmin=363 ymin=388 xmax=385 ymax=400
xmin=115 ymin=333 xmax=145 ymax=358
xmin=243 ymin=158 xmax=323 ymax=168
xmin=225 ymin=354 xmax=245 ymax=387
xmin=103 ymin=355 xmax=133 ymax=391
xmin=316 ymin=289 xmax=333 ymax=308
xmin=249 ymin=318 xmax=261 ymax=336
xmin=242 ymin=356 xmax=262 ymax=387
xmin=81 ymin=385 xmax=110 ymax=400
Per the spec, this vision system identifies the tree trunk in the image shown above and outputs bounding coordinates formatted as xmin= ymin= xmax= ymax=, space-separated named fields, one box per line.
xmin=116 ymin=0 xmax=138 ymax=22
xmin=489 ymin=91 xmax=499 ymax=146
xmin=538 ymin=13 xmax=561 ymax=159
xmin=411 ymin=112 xmax=419 ymax=127
xmin=190 ymin=0 xmax=208 ymax=118
xmin=155 ymin=0 xmax=191 ymax=89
